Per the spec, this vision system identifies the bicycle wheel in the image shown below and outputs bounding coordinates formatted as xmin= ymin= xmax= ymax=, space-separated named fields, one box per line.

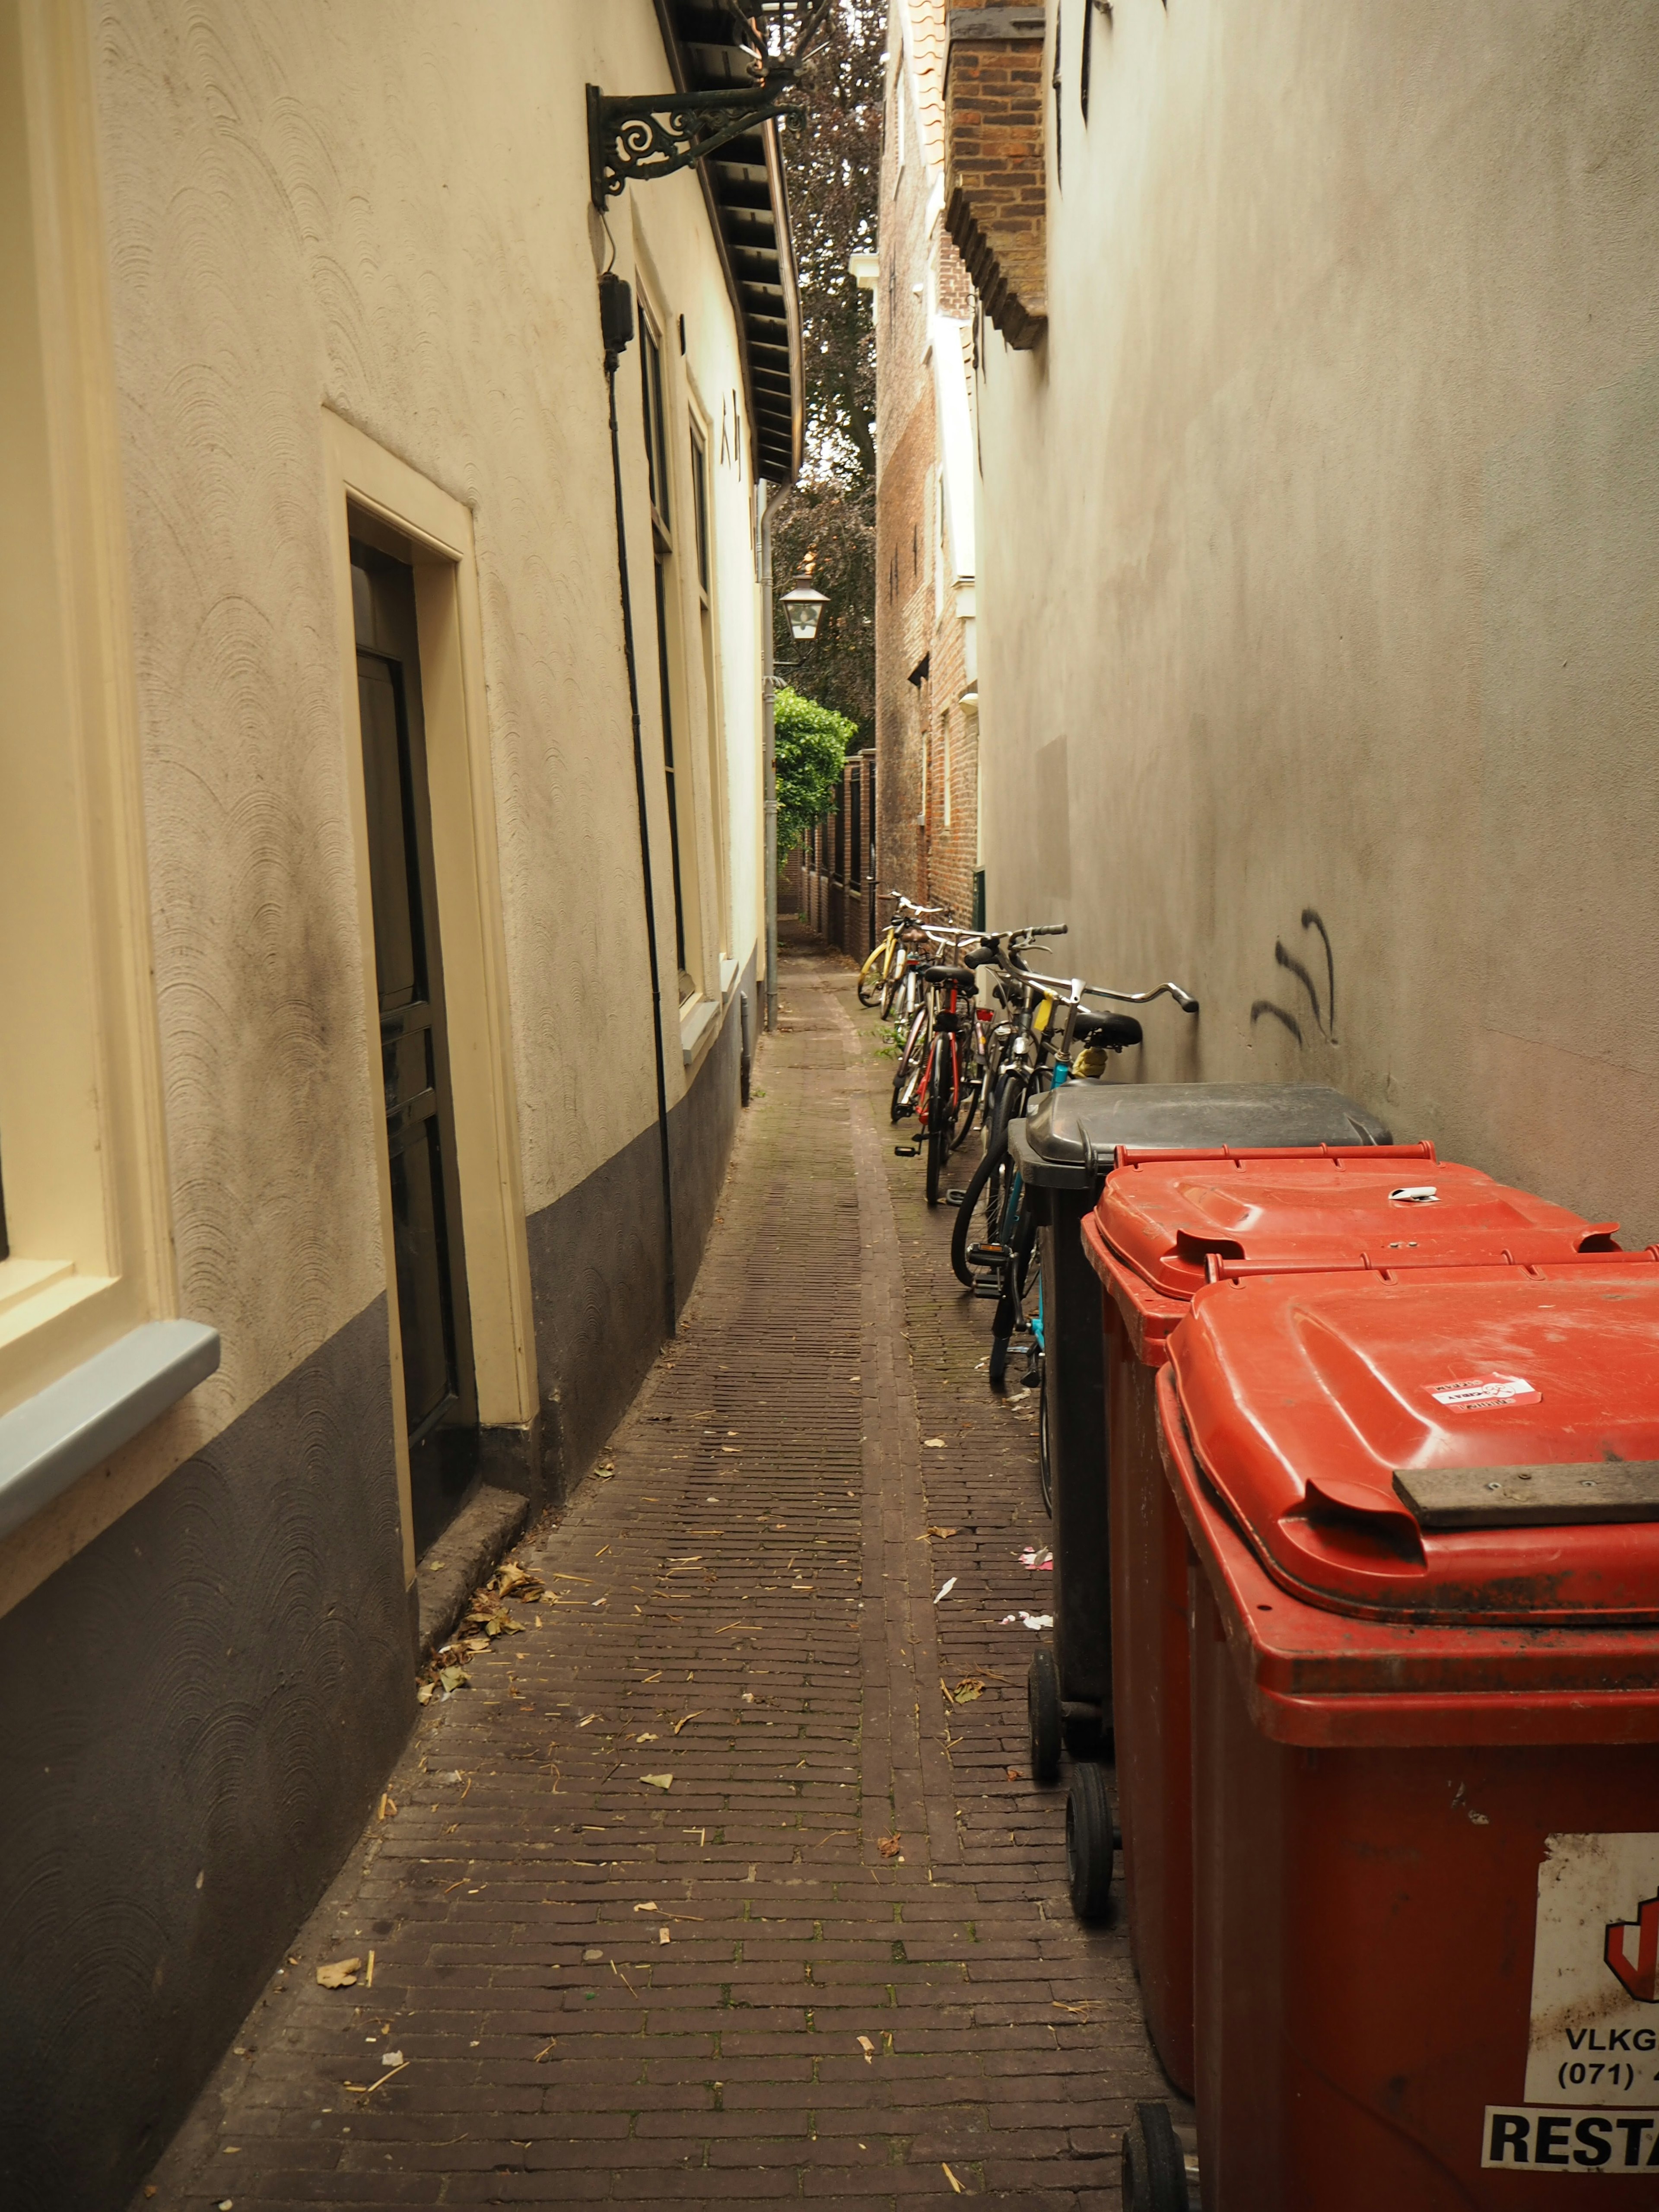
xmin=950 ymin=1137 xmax=1012 ymax=1286
xmin=1038 ymin=1355 xmax=1053 ymax=1516
xmin=890 ymin=1004 xmax=927 ymax=1122
xmin=925 ymin=1036 xmax=955 ymax=1207
xmin=988 ymin=1189 xmax=1039 ymax=1394
xmin=948 ymin=1027 xmax=980 ymax=1151
xmin=857 ymin=941 xmax=886 ymax=1008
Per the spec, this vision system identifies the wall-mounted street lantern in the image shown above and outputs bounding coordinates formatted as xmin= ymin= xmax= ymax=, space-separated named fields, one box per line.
xmin=781 ymin=574 xmax=830 ymax=643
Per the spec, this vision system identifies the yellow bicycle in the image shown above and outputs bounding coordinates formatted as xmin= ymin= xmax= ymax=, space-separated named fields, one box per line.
xmin=858 ymin=894 xmax=949 ymax=1016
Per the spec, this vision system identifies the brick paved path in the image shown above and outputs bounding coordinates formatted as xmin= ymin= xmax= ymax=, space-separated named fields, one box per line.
xmin=138 ymin=935 xmax=1173 ymax=2210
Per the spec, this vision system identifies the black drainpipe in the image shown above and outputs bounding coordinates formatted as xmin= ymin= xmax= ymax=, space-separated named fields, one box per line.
xmin=601 ymin=271 xmax=677 ymax=1340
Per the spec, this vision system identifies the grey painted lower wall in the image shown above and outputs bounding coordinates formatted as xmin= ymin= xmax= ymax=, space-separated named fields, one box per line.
xmin=0 ymin=992 xmax=748 ymax=2211
xmin=0 ymin=1296 xmax=410 ymax=2212
xmin=668 ymin=967 xmax=747 ymax=1308
xmin=526 ymin=977 xmax=747 ymax=1500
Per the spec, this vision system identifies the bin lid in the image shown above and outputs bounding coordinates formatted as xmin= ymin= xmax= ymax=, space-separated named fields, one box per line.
xmin=1012 ymin=1081 xmax=1392 ymax=1190
xmin=1099 ymin=1147 xmax=1619 ymax=1297
xmin=1170 ymin=1262 xmax=1659 ymax=1623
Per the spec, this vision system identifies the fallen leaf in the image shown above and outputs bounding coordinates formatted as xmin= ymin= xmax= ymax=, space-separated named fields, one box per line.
xmin=437 ymin=1666 xmax=470 ymax=1695
xmin=632 ymin=1901 xmax=661 ymax=1913
xmin=923 ymin=1437 xmax=945 ymax=1449
xmin=943 ymin=2162 xmax=963 ymax=2193
xmin=381 ymin=2049 xmax=404 ymax=2067
xmin=316 ymin=1958 xmax=362 ymax=1989
xmin=1007 ymin=1767 xmax=1022 ymax=1781
xmin=640 ymin=1773 xmax=674 ymax=1791
xmin=415 ymin=1682 xmax=434 ymax=1704
xmin=365 ymin=1948 xmax=375 ymax=1988
xmin=927 ymin=1526 xmax=957 ymax=1540
xmin=857 ymin=2034 xmax=876 ymax=2063
xmin=933 ymin=1577 xmax=957 ymax=1605
xmin=672 ymin=1711 xmax=702 ymax=1735
xmin=947 ymin=1677 xmax=983 ymax=1704
xmin=658 ymin=1927 xmax=671 ymax=1945
xmin=877 ymin=1834 xmax=902 ymax=1859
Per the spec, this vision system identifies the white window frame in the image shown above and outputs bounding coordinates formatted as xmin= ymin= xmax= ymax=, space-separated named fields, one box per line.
xmin=0 ymin=0 xmax=176 ymax=1414
xmin=0 ymin=0 xmax=190 ymax=1611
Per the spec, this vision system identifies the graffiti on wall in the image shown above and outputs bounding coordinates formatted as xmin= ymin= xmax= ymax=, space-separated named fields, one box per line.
xmin=1250 ymin=908 xmax=1338 ymax=1049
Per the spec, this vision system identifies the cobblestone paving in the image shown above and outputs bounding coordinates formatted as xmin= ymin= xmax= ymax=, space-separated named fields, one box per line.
xmin=137 ymin=935 xmax=1173 ymax=2209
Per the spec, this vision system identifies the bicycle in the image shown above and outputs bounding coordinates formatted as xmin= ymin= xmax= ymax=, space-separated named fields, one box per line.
xmin=898 ymin=925 xmax=986 ymax=1150
xmin=950 ymin=950 xmax=1198 ymax=1506
xmin=858 ymin=894 xmax=950 ymax=1016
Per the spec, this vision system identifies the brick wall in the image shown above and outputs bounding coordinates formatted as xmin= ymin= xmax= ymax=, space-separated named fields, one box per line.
xmin=942 ymin=3 xmax=1048 ymax=349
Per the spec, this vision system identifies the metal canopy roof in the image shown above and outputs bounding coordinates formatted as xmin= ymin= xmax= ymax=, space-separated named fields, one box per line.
xmin=653 ymin=1 xmax=805 ymax=483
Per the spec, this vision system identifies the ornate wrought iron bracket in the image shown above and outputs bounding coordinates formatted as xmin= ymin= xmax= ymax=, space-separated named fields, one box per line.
xmin=587 ymin=81 xmax=800 ymax=208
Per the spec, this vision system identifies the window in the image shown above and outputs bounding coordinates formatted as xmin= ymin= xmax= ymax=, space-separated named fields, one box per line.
xmin=640 ymin=308 xmax=698 ymax=1002
xmin=0 ymin=0 xmax=175 ymax=1430
xmin=689 ymin=423 xmax=730 ymax=958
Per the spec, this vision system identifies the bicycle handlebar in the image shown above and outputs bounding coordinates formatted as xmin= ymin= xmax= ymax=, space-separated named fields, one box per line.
xmin=1014 ymin=966 xmax=1201 ymax=1015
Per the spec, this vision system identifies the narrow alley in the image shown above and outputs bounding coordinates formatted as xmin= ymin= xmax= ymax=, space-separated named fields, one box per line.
xmin=137 ymin=932 xmax=1171 ymax=2210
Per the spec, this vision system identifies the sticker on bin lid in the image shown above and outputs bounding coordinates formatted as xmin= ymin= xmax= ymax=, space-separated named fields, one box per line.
xmin=1523 ymin=1834 xmax=1659 ymax=2110
xmin=1428 ymin=1372 xmax=1541 ymax=1409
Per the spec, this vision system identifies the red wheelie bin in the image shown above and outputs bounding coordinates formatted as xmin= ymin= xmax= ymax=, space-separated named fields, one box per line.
xmin=1152 ymin=1256 xmax=1659 ymax=2208
xmin=1080 ymin=1146 xmax=1622 ymax=2096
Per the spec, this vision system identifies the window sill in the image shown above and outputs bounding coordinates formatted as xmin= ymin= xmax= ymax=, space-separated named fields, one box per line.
xmin=679 ymin=993 xmax=721 ymax=1068
xmin=0 ymin=1258 xmax=111 ymax=1347
xmin=0 ymin=1319 xmax=220 ymax=1544
xmin=719 ymin=955 xmax=739 ymax=1004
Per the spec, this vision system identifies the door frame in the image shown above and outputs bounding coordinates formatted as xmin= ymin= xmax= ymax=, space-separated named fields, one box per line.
xmin=323 ymin=410 xmax=537 ymax=1583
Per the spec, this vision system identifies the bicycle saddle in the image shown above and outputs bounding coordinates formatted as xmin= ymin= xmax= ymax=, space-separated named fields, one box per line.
xmin=1071 ymin=1009 xmax=1143 ymax=1050
xmin=921 ymin=964 xmax=979 ymax=989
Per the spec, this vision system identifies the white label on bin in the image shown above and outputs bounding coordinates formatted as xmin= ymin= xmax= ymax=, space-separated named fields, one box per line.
xmin=1428 ymin=1371 xmax=1541 ymax=1408
xmin=1524 ymin=1834 xmax=1659 ymax=2106
xmin=1482 ymin=2108 xmax=1659 ymax=2169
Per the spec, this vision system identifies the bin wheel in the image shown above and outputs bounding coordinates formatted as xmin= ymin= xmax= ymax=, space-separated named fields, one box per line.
xmin=1027 ymin=1648 xmax=1062 ymax=1785
xmin=1066 ymin=1762 xmax=1116 ymax=1920
xmin=1122 ymin=2101 xmax=1188 ymax=2212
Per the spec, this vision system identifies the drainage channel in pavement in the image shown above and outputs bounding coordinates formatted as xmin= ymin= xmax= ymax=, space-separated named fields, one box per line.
xmin=135 ymin=931 xmax=1176 ymax=2210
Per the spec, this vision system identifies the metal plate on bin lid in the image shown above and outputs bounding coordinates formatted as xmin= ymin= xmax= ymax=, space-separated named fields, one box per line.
xmin=1098 ymin=1150 xmax=1619 ymax=1300
xmin=1014 ymin=1081 xmax=1392 ymax=1192
xmin=1167 ymin=1261 xmax=1659 ymax=1622
xmin=1394 ymin=1463 xmax=1659 ymax=1528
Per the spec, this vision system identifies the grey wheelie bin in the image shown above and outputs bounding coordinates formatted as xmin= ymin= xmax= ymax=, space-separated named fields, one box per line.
xmin=1007 ymin=1083 xmax=1390 ymax=1777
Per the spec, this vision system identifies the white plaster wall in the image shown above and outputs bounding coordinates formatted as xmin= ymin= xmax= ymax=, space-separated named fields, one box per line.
xmin=975 ymin=0 xmax=1659 ymax=1243
xmin=87 ymin=0 xmax=764 ymax=1424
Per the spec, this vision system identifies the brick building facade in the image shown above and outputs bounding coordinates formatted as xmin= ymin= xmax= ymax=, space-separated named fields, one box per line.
xmin=870 ymin=0 xmax=981 ymax=928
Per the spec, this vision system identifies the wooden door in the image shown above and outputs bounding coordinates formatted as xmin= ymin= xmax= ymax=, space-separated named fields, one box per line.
xmin=351 ymin=533 xmax=478 ymax=1555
